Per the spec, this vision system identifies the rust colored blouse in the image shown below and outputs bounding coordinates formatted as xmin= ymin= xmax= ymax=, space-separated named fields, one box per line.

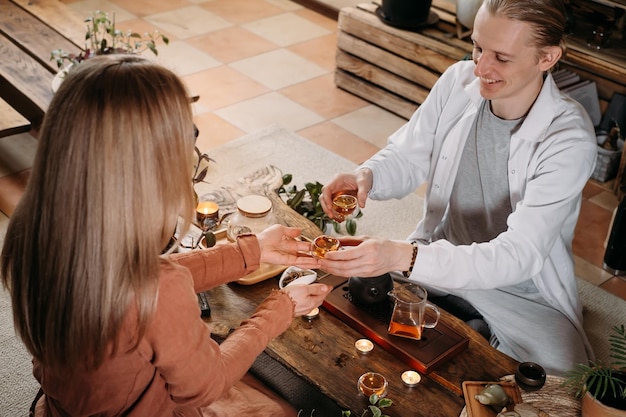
xmin=33 ymin=235 xmax=296 ymax=416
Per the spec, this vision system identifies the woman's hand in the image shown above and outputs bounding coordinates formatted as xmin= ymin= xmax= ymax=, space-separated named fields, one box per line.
xmin=257 ymin=225 xmax=319 ymax=269
xmin=318 ymin=237 xmax=414 ymax=278
xmin=282 ymin=283 xmax=332 ymax=316
xmin=320 ymin=169 xmax=373 ymax=221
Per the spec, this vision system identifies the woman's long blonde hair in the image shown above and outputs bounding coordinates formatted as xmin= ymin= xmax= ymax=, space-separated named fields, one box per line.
xmin=1 ymin=55 xmax=196 ymax=370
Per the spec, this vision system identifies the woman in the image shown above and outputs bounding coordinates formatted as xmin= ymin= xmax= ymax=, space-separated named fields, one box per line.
xmin=1 ymin=55 xmax=330 ymax=416
xmin=318 ymin=0 xmax=597 ymax=375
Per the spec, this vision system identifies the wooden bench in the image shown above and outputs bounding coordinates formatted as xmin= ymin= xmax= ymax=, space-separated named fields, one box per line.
xmin=0 ymin=0 xmax=83 ymax=128
xmin=0 ymin=96 xmax=30 ymax=138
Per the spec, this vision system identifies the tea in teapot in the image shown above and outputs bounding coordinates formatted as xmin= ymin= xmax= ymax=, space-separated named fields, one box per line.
xmin=387 ymin=283 xmax=440 ymax=340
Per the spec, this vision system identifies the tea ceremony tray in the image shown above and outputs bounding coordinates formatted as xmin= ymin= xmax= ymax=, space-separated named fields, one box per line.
xmin=320 ymin=275 xmax=469 ymax=374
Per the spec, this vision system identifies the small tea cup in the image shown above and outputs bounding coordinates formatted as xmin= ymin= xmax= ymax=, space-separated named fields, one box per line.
xmin=357 ymin=372 xmax=388 ymax=397
xmin=312 ymin=235 xmax=340 ymax=258
xmin=515 ymin=362 xmax=546 ymax=391
xmin=278 ymin=266 xmax=317 ymax=289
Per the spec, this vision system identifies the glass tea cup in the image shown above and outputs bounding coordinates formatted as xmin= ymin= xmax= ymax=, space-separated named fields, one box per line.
xmin=387 ymin=283 xmax=440 ymax=340
xmin=332 ymin=193 xmax=358 ymax=222
xmin=312 ymin=235 xmax=340 ymax=258
xmin=357 ymin=372 xmax=388 ymax=397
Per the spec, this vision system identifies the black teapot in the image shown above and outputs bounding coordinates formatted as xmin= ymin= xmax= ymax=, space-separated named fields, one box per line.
xmin=348 ymin=273 xmax=394 ymax=306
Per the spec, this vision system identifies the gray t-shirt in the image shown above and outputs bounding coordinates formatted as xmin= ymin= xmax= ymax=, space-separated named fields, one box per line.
xmin=434 ymin=100 xmax=522 ymax=244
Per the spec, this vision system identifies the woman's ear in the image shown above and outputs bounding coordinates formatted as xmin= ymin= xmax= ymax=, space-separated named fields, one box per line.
xmin=539 ymin=45 xmax=562 ymax=72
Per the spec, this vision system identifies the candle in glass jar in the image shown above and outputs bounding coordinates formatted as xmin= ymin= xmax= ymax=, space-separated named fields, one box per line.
xmin=303 ymin=307 xmax=319 ymax=320
xmin=355 ymin=338 xmax=374 ymax=354
xmin=401 ymin=370 xmax=421 ymax=387
xmin=196 ymin=201 xmax=219 ymax=225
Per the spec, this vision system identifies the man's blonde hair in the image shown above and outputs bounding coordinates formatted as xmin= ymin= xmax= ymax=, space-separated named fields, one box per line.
xmin=483 ymin=0 xmax=568 ymax=59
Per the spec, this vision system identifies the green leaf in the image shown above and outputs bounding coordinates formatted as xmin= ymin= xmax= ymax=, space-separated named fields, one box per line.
xmin=369 ymin=406 xmax=382 ymax=417
xmin=282 ymin=174 xmax=293 ymax=186
xmin=203 ymin=231 xmax=216 ymax=248
xmin=377 ymin=398 xmax=393 ymax=408
xmin=194 ymin=166 xmax=208 ymax=184
xmin=368 ymin=394 xmax=379 ymax=405
xmin=287 ymin=189 xmax=306 ymax=210
xmin=346 ymin=219 xmax=357 ymax=235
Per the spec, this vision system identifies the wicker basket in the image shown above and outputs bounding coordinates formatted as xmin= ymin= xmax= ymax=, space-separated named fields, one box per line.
xmin=592 ymin=145 xmax=622 ymax=183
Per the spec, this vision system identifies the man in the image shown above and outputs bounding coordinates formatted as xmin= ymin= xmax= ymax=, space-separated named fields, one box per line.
xmin=317 ymin=0 xmax=597 ymax=375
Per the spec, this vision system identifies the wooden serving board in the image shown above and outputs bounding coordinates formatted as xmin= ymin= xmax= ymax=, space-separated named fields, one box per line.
xmin=320 ymin=275 xmax=469 ymax=374
xmin=185 ymin=165 xmax=322 ymax=285
xmin=462 ymin=381 xmax=522 ymax=417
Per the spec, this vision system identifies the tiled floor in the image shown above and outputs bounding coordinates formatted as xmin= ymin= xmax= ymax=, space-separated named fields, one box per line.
xmin=0 ymin=0 xmax=625 ymax=301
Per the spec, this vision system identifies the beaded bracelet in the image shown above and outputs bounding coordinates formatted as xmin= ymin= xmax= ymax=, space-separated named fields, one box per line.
xmin=403 ymin=241 xmax=419 ymax=278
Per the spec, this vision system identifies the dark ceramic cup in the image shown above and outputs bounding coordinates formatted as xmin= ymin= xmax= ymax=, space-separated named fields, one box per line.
xmin=515 ymin=362 xmax=546 ymax=391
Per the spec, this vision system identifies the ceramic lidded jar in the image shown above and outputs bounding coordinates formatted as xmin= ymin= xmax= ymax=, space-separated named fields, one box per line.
xmin=456 ymin=0 xmax=482 ymax=29
xmin=227 ymin=195 xmax=276 ymax=241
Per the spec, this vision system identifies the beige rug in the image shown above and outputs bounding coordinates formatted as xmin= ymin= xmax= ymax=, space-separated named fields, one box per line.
xmin=196 ymin=123 xmax=424 ymax=240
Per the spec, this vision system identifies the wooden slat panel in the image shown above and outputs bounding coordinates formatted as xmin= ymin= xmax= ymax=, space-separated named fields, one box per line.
xmin=335 ymin=69 xmax=417 ymax=119
xmin=563 ymin=47 xmax=626 ymax=89
xmin=0 ymin=0 xmax=82 ymax=73
xmin=339 ymin=6 xmax=471 ymax=67
xmin=0 ymin=33 xmax=54 ymax=124
xmin=337 ymin=31 xmax=443 ymax=89
xmin=0 ymin=96 xmax=30 ymax=138
xmin=336 ymin=50 xmax=431 ymax=104
xmin=10 ymin=0 xmax=86 ymax=48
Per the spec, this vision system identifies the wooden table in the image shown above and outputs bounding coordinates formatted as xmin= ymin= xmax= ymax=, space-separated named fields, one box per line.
xmin=200 ymin=184 xmax=519 ymax=416
xmin=203 ymin=272 xmax=519 ymax=416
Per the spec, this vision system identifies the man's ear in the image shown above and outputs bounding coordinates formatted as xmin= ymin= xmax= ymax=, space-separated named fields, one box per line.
xmin=539 ymin=45 xmax=562 ymax=71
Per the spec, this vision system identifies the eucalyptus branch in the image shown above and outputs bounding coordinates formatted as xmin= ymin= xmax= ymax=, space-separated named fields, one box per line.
xmin=277 ymin=174 xmax=362 ymax=235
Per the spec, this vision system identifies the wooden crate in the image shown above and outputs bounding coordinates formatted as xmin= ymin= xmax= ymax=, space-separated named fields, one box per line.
xmin=335 ymin=3 xmax=472 ymax=119
xmin=336 ymin=2 xmax=626 ymax=120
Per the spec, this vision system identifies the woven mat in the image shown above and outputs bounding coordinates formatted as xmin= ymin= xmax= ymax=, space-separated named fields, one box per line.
xmin=459 ymin=375 xmax=581 ymax=417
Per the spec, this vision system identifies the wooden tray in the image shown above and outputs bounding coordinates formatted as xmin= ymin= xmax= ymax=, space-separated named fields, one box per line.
xmin=319 ymin=275 xmax=469 ymax=374
xmin=462 ymin=381 xmax=522 ymax=417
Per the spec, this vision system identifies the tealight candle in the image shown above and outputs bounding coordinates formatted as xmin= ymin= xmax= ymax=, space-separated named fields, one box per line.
xmin=355 ymin=338 xmax=374 ymax=354
xmin=303 ymin=307 xmax=319 ymax=320
xmin=401 ymin=370 xmax=421 ymax=387
xmin=196 ymin=201 xmax=219 ymax=226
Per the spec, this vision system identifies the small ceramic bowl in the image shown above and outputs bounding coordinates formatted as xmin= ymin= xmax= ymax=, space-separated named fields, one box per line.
xmin=515 ymin=362 xmax=546 ymax=391
xmin=278 ymin=266 xmax=317 ymax=289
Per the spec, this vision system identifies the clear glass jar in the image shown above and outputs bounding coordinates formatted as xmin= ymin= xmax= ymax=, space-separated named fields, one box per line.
xmin=227 ymin=195 xmax=276 ymax=241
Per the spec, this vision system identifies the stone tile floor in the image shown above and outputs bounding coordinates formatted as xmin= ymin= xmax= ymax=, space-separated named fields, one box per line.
xmin=0 ymin=0 xmax=623 ymax=300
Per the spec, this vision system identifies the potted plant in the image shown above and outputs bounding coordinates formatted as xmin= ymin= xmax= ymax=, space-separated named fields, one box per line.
xmin=50 ymin=10 xmax=169 ymax=89
xmin=563 ymin=324 xmax=626 ymax=416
